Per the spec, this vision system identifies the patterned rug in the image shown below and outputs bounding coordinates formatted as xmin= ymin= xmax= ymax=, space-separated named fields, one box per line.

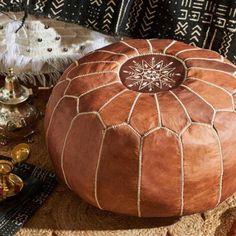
xmin=0 ymin=90 xmax=236 ymax=236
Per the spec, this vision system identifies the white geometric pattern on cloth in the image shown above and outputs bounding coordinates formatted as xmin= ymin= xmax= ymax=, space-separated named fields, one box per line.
xmin=123 ymin=58 xmax=181 ymax=92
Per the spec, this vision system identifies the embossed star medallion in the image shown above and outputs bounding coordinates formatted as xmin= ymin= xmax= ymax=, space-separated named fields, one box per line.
xmin=119 ymin=54 xmax=186 ymax=93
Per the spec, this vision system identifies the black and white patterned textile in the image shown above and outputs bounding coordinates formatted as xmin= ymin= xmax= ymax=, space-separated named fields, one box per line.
xmin=0 ymin=156 xmax=57 ymax=236
xmin=0 ymin=0 xmax=236 ymax=64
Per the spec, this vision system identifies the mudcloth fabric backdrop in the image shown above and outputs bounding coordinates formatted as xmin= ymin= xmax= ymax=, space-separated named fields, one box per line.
xmin=1 ymin=0 xmax=235 ymax=64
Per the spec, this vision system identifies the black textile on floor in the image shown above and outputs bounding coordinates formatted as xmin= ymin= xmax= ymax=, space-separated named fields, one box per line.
xmin=1 ymin=0 xmax=236 ymax=64
xmin=0 ymin=156 xmax=57 ymax=236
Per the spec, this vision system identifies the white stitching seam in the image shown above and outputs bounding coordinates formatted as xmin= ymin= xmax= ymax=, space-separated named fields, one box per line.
xmin=45 ymin=80 xmax=73 ymax=142
xmin=94 ymin=129 xmax=106 ymax=209
xmin=212 ymin=127 xmax=224 ymax=206
xmin=188 ymin=77 xmax=235 ymax=110
xmin=175 ymin=47 xmax=220 ymax=57
xmin=60 ymin=112 xmax=107 ymax=190
xmin=188 ymin=67 xmax=235 ymax=77
xmin=137 ymin=137 xmax=143 ymax=217
xmin=175 ymin=48 xmax=201 ymax=56
xmin=97 ymin=50 xmax=129 ymax=58
xmin=163 ymin=40 xmax=176 ymax=54
xmin=60 ymin=114 xmax=82 ymax=189
xmin=184 ymin=57 xmax=223 ymax=63
xmin=154 ymin=94 xmax=162 ymax=127
xmin=98 ymin=89 xmax=128 ymax=113
xmin=120 ymin=41 xmax=140 ymax=55
xmin=127 ymin=93 xmax=141 ymax=123
xmin=72 ymin=71 xmax=118 ymax=81
xmin=181 ymin=84 xmax=216 ymax=125
xmin=169 ymin=91 xmax=192 ymax=122
xmin=178 ymin=136 xmax=184 ymax=216
xmin=78 ymin=81 xmax=120 ymax=99
xmin=146 ymin=39 xmax=153 ymax=53
xmin=78 ymin=61 xmax=121 ymax=66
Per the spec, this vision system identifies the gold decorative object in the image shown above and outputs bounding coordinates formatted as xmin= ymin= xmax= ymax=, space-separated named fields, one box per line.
xmin=0 ymin=159 xmax=24 ymax=200
xmin=11 ymin=143 xmax=30 ymax=163
xmin=0 ymin=68 xmax=39 ymax=145
xmin=0 ymin=143 xmax=30 ymax=200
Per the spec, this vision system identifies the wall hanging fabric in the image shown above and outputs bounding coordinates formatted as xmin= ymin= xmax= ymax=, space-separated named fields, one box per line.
xmin=1 ymin=0 xmax=235 ymax=65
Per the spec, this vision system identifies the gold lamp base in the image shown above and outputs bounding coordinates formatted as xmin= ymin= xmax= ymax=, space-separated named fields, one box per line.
xmin=0 ymin=143 xmax=30 ymax=200
xmin=0 ymin=160 xmax=24 ymax=200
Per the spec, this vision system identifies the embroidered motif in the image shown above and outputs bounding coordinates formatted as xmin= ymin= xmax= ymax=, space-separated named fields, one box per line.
xmin=124 ymin=58 xmax=179 ymax=91
xmin=119 ymin=54 xmax=186 ymax=93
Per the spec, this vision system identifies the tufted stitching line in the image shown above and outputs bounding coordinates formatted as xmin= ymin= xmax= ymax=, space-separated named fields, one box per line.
xmin=163 ymin=40 xmax=176 ymax=54
xmin=94 ymin=129 xmax=106 ymax=210
xmin=181 ymin=84 xmax=216 ymax=125
xmin=97 ymin=49 xmax=129 ymax=58
xmin=60 ymin=114 xmax=81 ymax=189
xmin=98 ymin=89 xmax=128 ymax=113
xmin=45 ymin=80 xmax=74 ymax=142
xmin=120 ymin=41 xmax=140 ymax=55
xmin=182 ymin=122 xmax=224 ymax=207
xmin=178 ymin=136 xmax=185 ymax=216
xmin=184 ymin=57 xmax=223 ymax=62
xmin=146 ymin=39 xmax=153 ymax=53
xmin=59 ymin=110 xmax=106 ymax=208
xmin=76 ymin=98 xmax=80 ymax=113
xmin=137 ymin=137 xmax=143 ymax=217
xmin=78 ymin=61 xmax=121 ymax=66
xmin=143 ymin=125 xmax=184 ymax=215
xmin=175 ymin=48 xmax=201 ymax=56
xmin=169 ymin=91 xmax=192 ymax=123
xmin=212 ymin=127 xmax=224 ymax=206
xmin=187 ymin=67 xmax=236 ymax=77
xmin=154 ymin=94 xmax=162 ymax=127
xmin=188 ymin=77 xmax=235 ymax=110
xmin=46 ymin=79 xmax=70 ymax=118
xmin=220 ymin=55 xmax=224 ymax=62
xmin=175 ymin=47 xmax=220 ymax=57
xmin=65 ymin=61 xmax=81 ymax=79
xmin=127 ymin=93 xmax=141 ymax=123
xmin=72 ymin=71 xmax=118 ymax=81
xmin=61 ymin=112 xmax=106 ymax=186
xmin=60 ymin=112 xmax=107 ymax=192
xmin=53 ymin=78 xmax=70 ymax=91
xmin=78 ymin=81 xmax=120 ymax=99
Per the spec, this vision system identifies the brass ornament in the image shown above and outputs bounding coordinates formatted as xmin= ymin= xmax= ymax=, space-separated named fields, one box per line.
xmin=11 ymin=143 xmax=30 ymax=163
xmin=0 ymin=68 xmax=39 ymax=145
xmin=0 ymin=143 xmax=31 ymax=200
xmin=0 ymin=159 xmax=23 ymax=200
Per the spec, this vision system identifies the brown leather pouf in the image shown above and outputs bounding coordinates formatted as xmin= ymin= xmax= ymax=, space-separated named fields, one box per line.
xmin=45 ymin=39 xmax=236 ymax=217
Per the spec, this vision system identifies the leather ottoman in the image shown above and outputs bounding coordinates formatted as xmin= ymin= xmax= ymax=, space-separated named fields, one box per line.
xmin=45 ymin=39 xmax=236 ymax=217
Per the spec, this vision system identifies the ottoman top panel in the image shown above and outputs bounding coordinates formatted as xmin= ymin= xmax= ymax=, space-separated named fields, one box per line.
xmin=60 ymin=39 xmax=236 ymax=133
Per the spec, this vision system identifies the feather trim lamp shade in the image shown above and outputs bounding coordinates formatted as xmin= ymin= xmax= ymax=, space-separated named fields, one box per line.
xmin=45 ymin=39 xmax=236 ymax=217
